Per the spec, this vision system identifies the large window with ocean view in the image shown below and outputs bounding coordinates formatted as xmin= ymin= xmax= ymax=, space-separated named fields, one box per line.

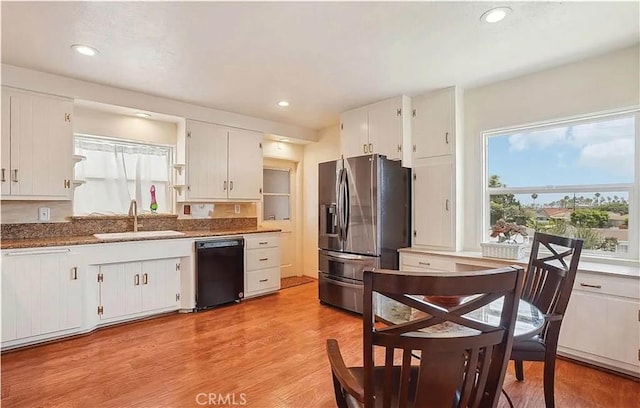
xmin=484 ymin=111 xmax=638 ymax=259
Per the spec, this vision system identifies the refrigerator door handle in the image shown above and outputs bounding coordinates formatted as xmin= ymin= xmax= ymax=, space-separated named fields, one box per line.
xmin=343 ymin=170 xmax=350 ymax=241
xmin=337 ymin=168 xmax=345 ymax=241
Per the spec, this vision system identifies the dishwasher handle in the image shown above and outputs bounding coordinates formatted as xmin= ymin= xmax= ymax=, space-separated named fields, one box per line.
xmin=196 ymin=238 xmax=244 ymax=250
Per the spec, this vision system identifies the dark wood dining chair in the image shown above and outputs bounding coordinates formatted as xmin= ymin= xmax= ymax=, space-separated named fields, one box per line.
xmin=326 ymin=266 xmax=524 ymax=408
xmin=511 ymin=232 xmax=583 ymax=408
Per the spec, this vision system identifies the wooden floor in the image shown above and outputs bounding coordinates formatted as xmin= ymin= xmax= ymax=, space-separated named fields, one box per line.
xmin=2 ymin=281 xmax=638 ymax=407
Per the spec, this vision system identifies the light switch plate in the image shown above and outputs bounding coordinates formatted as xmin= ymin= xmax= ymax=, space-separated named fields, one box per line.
xmin=38 ymin=207 xmax=50 ymax=221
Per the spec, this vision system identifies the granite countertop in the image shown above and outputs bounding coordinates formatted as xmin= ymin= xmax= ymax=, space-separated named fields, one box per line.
xmin=1 ymin=228 xmax=281 ymax=250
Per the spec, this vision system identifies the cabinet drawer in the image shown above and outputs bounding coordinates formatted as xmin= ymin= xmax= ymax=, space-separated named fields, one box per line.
xmin=247 ymin=267 xmax=280 ymax=293
xmin=573 ymin=272 xmax=639 ymax=299
xmin=401 ymin=253 xmax=454 ymax=272
xmin=246 ymin=247 xmax=280 ymax=270
xmin=245 ymin=234 xmax=280 ymax=249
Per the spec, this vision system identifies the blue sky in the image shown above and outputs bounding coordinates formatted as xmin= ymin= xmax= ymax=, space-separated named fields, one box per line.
xmin=487 ymin=116 xmax=635 ymax=189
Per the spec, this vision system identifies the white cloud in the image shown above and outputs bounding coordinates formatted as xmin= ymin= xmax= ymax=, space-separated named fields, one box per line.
xmin=577 ymin=138 xmax=634 ymax=177
xmin=506 ymin=117 xmax=634 ymax=178
xmin=507 ymin=116 xmax=634 ymax=152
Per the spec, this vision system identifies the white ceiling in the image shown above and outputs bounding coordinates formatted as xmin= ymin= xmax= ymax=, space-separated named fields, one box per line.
xmin=2 ymin=2 xmax=639 ymax=131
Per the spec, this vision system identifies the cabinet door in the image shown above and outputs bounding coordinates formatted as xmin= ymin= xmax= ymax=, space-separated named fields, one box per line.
xmin=560 ymin=291 xmax=640 ymax=369
xmin=186 ymin=121 xmax=228 ymax=200
xmin=7 ymin=90 xmax=73 ymax=198
xmin=1 ymin=256 xmax=20 ymax=342
xmin=413 ymin=160 xmax=454 ymax=249
xmin=99 ymin=262 xmax=142 ymax=320
xmin=141 ymin=258 xmax=180 ymax=312
xmin=1 ymin=92 xmax=10 ymax=196
xmin=367 ymin=98 xmax=402 ymax=161
xmin=412 ymin=87 xmax=454 ymax=159
xmin=1 ymin=251 xmax=80 ymax=342
xmin=341 ymin=108 xmax=369 ymax=158
xmin=227 ymin=128 xmax=263 ymax=200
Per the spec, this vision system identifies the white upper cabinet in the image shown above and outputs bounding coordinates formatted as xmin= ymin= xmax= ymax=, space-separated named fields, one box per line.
xmin=340 ymin=95 xmax=411 ymax=165
xmin=340 ymin=107 xmax=368 ymax=158
xmin=185 ymin=120 xmax=263 ymax=201
xmin=411 ymin=86 xmax=462 ymax=251
xmin=185 ymin=120 xmax=228 ymax=200
xmin=227 ymin=128 xmax=264 ymax=200
xmin=1 ymin=87 xmax=74 ymax=200
xmin=412 ymin=86 xmax=456 ymax=159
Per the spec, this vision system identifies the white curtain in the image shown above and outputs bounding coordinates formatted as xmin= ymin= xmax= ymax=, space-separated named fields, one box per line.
xmin=74 ymin=137 xmax=171 ymax=215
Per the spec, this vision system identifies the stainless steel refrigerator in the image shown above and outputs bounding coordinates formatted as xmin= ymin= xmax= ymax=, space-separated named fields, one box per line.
xmin=318 ymin=154 xmax=411 ymax=313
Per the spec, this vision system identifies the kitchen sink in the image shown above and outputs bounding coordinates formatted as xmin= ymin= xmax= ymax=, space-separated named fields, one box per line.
xmin=93 ymin=230 xmax=186 ymax=240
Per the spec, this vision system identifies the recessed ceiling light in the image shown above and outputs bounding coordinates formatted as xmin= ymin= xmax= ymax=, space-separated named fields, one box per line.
xmin=481 ymin=7 xmax=512 ymax=23
xmin=277 ymin=101 xmax=290 ymax=107
xmin=71 ymin=44 xmax=99 ymax=56
xmin=135 ymin=112 xmax=151 ymax=118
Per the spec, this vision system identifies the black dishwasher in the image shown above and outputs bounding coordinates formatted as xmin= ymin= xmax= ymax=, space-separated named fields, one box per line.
xmin=195 ymin=238 xmax=244 ymax=310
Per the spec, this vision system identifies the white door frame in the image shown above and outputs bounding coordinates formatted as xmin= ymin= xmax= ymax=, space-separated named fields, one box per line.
xmin=261 ymin=158 xmax=301 ymax=278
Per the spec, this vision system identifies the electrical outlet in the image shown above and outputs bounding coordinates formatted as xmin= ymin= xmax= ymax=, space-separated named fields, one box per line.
xmin=38 ymin=207 xmax=50 ymax=221
xmin=234 ymin=204 xmax=241 ymax=214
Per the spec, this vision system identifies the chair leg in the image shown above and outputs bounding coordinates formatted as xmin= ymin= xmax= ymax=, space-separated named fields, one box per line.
xmin=332 ymin=373 xmax=349 ymax=408
xmin=514 ymin=360 xmax=524 ymax=381
xmin=543 ymin=355 xmax=556 ymax=408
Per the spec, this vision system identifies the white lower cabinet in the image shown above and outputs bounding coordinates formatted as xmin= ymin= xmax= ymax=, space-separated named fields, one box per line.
xmin=399 ymin=249 xmax=640 ymax=377
xmin=400 ymin=253 xmax=456 ymax=273
xmin=244 ymin=233 xmax=281 ymax=298
xmin=558 ymin=271 xmax=640 ymax=377
xmin=1 ymin=248 xmax=81 ymax=347
xmin=98 ymin=258 xmax=181 ymax=322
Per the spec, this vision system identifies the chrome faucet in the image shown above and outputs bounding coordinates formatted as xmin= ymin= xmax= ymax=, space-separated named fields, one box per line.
xmin=128 ymin=199 xmax=139 ymax=232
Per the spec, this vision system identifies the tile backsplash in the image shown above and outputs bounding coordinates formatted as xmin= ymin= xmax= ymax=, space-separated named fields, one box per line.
xmin=1 ymin=201 xmax=72 ymax=223
xmin=1 ymin=201 xmax=257 ymax=224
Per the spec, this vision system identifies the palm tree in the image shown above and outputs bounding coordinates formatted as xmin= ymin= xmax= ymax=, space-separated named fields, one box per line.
xmin=594 ymin=192 xmax=601 ymax=207
xmin=531 ymin=193 xmax=538 ymax=208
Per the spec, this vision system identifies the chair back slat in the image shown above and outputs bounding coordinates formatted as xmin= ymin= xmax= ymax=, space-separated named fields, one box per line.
xmin=523 ymin=232 xmax=583 ymax=321
xmin=361 ymin=266 xmax=524 ymax=408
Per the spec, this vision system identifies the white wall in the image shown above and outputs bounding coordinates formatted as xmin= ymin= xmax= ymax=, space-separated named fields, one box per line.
xmin=262 ymin=139 xmax=305 ymax=162
xmin=463 ymin=45 xmax=640 ymax=250
xmin=301 ymin=125 xmax=341 ymax=277
xmin=74 ymin=106 xmax=178 ymax=145
xmin=2 ymin=64 xmax=317 ymax=142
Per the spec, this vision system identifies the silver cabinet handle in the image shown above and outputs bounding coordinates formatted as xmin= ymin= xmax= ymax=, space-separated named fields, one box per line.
xmin=445 ymin=132 xmax=449 ymax=144
xmin=418 ymin=262 xmax=431 ymax=266
xmin=445 ymin=199 xmax=450 ymax=211
xmin=134 ymin=274 xmax=140 ymax=286
xmin=259 ymin=278 xmax=269 ymax=283
xmin=71 ymin=267 xmax=78 ymax=280
xmin=579 ymin=283 xmax=602 ymax=289
xmin=258 ymin=241 xmax=269 ymax=245
xmin=143 ymin=273 xmax=148 ymax=285
xmin=1 ymin=168 xmax=5 ymax=182
xmin=223 ymin=181 xmax=227 ymax=190
xmin=363 ymin=144 xmax=367 ymax=154
xmin=369 ymin=143 xmax=373 ymax=153
xmin=11 ymin=169 xmax=18 ymax=182
xmin=259 ymin=258 xmax=269 ymax=261
xmin=230 ymin=181 xmax=233 ymax=190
